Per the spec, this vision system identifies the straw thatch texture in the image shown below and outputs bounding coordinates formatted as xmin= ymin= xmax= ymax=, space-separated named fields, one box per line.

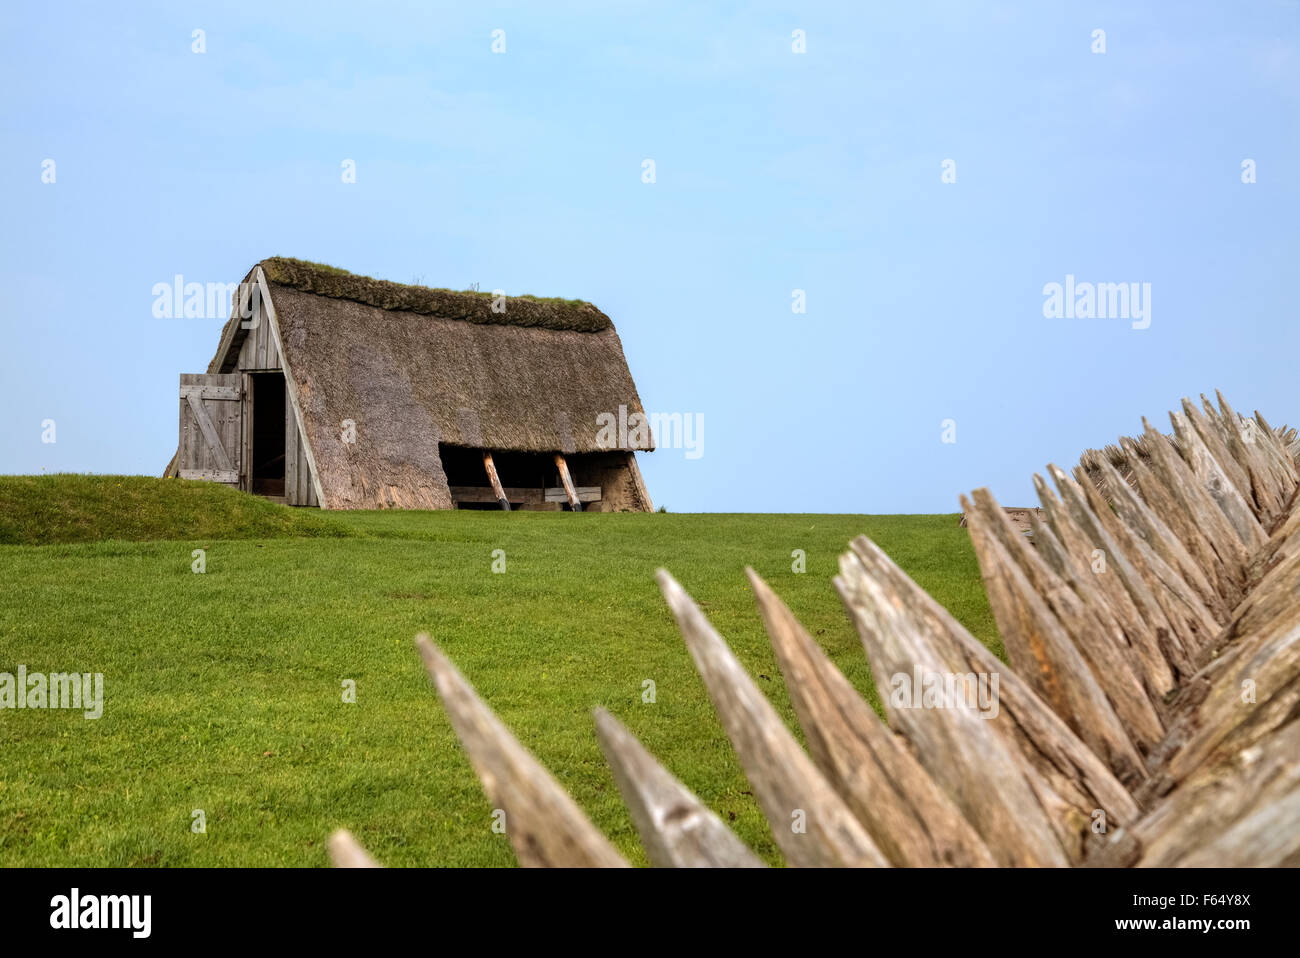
xmin=269 ymin=283 xmax=648 ymax=509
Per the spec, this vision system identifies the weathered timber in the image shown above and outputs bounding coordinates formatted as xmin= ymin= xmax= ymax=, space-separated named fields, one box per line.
xmin=1130 ymin=716 xmax=1300 ymax=866
xmin=1066 ymin=464 xmax=1213 ymax=676
xmin=414 ymin=634 xmax=628 ymax=867
xmin=1034 ymin=473 xmax=1170 ymax=689
xmin=481 ymin=451 xmax=511 ymax=511
xmin=1121 ymin=435 xmax=1243 ymax=606
xmin=449 ymin=486 xmax=601 ymax=505
xmin=1085 ymin=456 xmax=1225 ymax=622
xmin=554 ymin=453 xmax=582 ymax=512
xmin=327 ymin=829 xmax=381 ymax=868
xmin=1169 ymin=410 xmax=1267 ymax=551
xmin=1142 ymin=417 xmax=1252 ymax=589
xmin=256 ymin=266 xmax=327 ymax=508
xmin=747 ymin=567 xmax=995 ymax=867
xmin=334 ymin=390 xmax=1299 ymax=870
xmin=839 ymin=535 xmax=1137 ymax=864
xmin=657 ymin=569 xmax=889 ymax=867
xmin=1183 ymin=397 xmax=1255 ymax=517
xmin=177 ymin=373 xmax=241 ymax=487
xmin=964 ymin=491 xmax=1155 ymax=775
xmin=593 ymin=708 xmax=765 ymax=868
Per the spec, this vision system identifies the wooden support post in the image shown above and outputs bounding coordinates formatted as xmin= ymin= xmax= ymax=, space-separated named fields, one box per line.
xmin=482 ymin=451 xmax=510 ymax=511
xmin=554 ymin=453 xmax=582 ymax=512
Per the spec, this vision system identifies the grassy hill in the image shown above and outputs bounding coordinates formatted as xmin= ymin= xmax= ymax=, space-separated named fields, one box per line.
xmin=0 ymin=475 xmax=349 ymax=545
xmin=0 ymin=476 xmax=997 ymax=867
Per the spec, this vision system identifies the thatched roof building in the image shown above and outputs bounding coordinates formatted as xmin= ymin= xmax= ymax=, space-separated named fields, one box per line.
xmin=165 ymin=258 xmax=653 ymax=511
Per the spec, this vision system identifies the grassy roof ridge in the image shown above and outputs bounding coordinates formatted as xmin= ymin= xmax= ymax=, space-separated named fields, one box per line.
xmin=259 ymin=257 xmax=613 ymax=333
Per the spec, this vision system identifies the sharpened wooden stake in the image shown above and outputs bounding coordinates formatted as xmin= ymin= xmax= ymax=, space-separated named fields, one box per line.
xmin=746 ymin=567 xmax=995 ymax=867
xmin=327 ymin=829 xmax=382 ymax=868
xmin=1169 ymin=410 xmax=1267 ymax=551
xmin=963 ymin=492 xmax=1154 ymax=778
xmin=1220 ymin=392 xmax=1299 ymax=499
xmin=993 ymin=483 xmax=1183 ymax=702
xmin=415 ymin=634 xmax=628 ymax=867
xmin=1119 ymin=435 xmax=1241 ymax=605
xmin=1132 ymin=705 xmax=1300 ymax=867
xmin=1182 ymin=397 xmax=1256 ymax=520
xmin=1249 ymin=408 xmax=1300 ymax=491
xmin=838 ymin=535 xmax=1140 ymax=862
xmin=656 ymin=569 xmax=889 ymax=867
xmin=593 ymin=708 xmax=765 ymax=868
xmin=554 ymin=453 xmax=582 ymax=512
xmin=1047 ymin=463 xmax=1199 ymax=683
xmin=1141 ymin=416 xmax=1251 ymax=584
xmin=321 ymin=389 xmax=1300 ymax=870
xmin=482 ymin=451 xmax=510 ymax=510
xmin=1083 ymin=456 xmax=1225 ymax=623
xmin=835 ymin=540 xmax=1074 ymax=865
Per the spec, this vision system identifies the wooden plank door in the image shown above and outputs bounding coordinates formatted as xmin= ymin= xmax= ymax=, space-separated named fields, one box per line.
xmin=178 ymin=373 xmax=242 ymax=486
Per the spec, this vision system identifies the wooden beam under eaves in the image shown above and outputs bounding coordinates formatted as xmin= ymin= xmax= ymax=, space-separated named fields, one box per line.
xmin=554 ymin=453 xmax=582 ymax=511
xmin=482 ymin=451 xmax=511 ymax=510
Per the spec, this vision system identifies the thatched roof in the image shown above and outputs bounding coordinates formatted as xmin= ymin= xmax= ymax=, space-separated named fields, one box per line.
xmin=260 ymin=257 xmax=612 ymax=332
xmin=200 ymin=259 xmax=650 ymax=509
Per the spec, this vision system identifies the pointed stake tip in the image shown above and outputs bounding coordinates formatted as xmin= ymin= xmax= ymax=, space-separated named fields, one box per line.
xmin=327 ymin=828 xmax=380 ymax=868
xmin=655 ymin=569 xmax=692 ymax=614
xmin=591 ymin=706 xmax=620 ymax=743
xmin=655 ymin=568 xmax=690 ymax=608
xmin=413 ymin=632 xmax=445 ymax=670
xmin=745 ymin=567 xmax=775 ymax=599
xmin=654 ymin=567 xmax=683 ymax=597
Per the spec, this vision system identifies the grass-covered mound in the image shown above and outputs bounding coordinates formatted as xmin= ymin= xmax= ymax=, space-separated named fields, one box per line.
xmin=0 ymin=507 xmax=996 ymax=866
xmin=0 ymin=475 xmax=350 ymax=545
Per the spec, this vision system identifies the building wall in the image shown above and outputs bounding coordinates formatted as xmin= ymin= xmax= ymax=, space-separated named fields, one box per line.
xmin=569 ymin=451 xmax=652 ymax=512
xmin=227 ymin=312 xmax=646 ymax=512
xmin=235 ymin=317 xmax=318 ymax=506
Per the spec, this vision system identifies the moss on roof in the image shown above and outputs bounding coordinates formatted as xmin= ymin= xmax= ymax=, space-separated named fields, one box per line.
xmin=259 ymin=257 xmax=611 ymax=333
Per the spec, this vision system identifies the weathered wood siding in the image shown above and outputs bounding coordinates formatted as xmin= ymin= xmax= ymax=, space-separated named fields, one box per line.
xmin=233 ymin=314 xmax=317 ymax=505
xmin=237 ymin=315 xmax=281 ymax=371
xmin=284 ymin=398 xmax=318 ymax=507
xmin=177 ymin=373 xmax=242 ymax=486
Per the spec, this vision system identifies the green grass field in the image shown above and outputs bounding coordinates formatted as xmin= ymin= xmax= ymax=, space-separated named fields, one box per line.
xmin=0 ymin=476 xmax=998 ymax=867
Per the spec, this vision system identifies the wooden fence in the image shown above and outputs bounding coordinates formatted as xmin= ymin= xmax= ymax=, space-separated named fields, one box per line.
xmin=332 ymin=391 xmax=1300 ymax=867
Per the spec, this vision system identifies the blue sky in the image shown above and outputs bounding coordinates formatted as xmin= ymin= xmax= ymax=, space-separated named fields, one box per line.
xmin=2 ymin=1 xmax=1296 ymax=512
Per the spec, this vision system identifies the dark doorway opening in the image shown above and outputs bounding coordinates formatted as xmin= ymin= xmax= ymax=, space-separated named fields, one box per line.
xmin=250 ymin=373 xmax=286 ymax=496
